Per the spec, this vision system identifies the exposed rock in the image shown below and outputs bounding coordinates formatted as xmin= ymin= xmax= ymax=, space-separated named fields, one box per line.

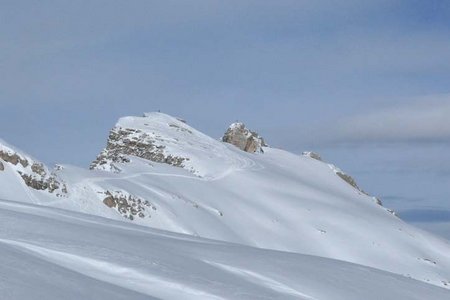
xmin=387 ymin=209 xmax=399 ymax=217
xmin=326 ymin=163 xmax=396 ymax=214
xmin=327 ymin=163 xmax=370 ymax=197
xmin=54 ymin=164 xmax=64 ymax=171
xmin=103 ymin=195 xmax=116 ymax=208
xmin=0 ymin=150 xmax=28 ymax=167
xmin=0 ymin=161 xmax=4 ymax=171
xmin=102 ymin=191 xmax=155 ymax=220
xmin=91 ymin=127 xmax=188 ymax=172
xmin=302 ymin=151 xmax=322 ymax=161
xmin=222 ymin=122 xmax=267 ymax=153
xmin=373 ymin=197 xmax=383 ymax=206
xmin=335 ymin=171 xmax=368 ymax=195
xmin=18 ymin=171 xmax=67 ymax=194
xmin=31 ymin=163 xmax=47 ymax=177
xmin=0 ymin=146 xmax=67 ymax=195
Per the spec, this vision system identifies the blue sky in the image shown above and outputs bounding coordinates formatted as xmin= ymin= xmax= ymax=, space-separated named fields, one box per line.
xmin=1 ymin=1 xmax=450 ymax=236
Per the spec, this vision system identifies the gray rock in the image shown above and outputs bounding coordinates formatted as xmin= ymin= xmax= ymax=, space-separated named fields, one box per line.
xmin=102 ymin=191 xmax=155 ymax=220
xmin=0 ymin=150 xmax=28 ymax=167
xmin=373 ymin=197 xmax=383 ymax=206
xmin=222 ymin=122 xmax=267 ymax=153
xmin=0 ymin=148 xmax=67 ymax=194
xmin=31 ymin=163 xmax=47 ymax=177
xmin=335 ymin=171 xmax=368 ymax=196
xmin=302 ymin=151 xmax=322 ymax=161
xmin=103 ymin=195 xmax=116 ymax=208
xmin=18 ymin=171 xmax=67 ymax=194
xmin=91 ymin=127 xmax=188 ymax=172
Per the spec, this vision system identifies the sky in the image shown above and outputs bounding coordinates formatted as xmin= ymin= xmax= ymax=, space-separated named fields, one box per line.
xmin=1 ymin=1 xmax=450 ymax=237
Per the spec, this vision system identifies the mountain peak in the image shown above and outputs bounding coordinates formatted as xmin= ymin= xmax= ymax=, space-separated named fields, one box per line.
xmin=90 ymin=112 xmax=249 ymax=178
xmin=91 ymin=112 xmax=191 ymax=173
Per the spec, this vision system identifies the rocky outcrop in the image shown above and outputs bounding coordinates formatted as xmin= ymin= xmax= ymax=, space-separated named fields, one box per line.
xmin=303 ymin=151 xmax=370 ymax=195
xmin=372 ymin=197 xmax=383 ymax=206
xmin=334 ymin=171 xmax=368 ymax=195
xmin=302 ymin=151 xmax=322 ymax=161
xmin=327 ymin=163 xmax=369 ymax=196
xmin=222 ymin=122 xmax=267 ymax=153
xmin=91 ymin=127 xmax=188 ymax=172
xmin=327 ymin=164 xmax=397 ymax=214
xmin=102 ymin=190 xmax=156 ymax=220
xmin=0 ymin=147 xmax=67 ymax=196
xmin=19 ymin=171 xmax=66 ymax=193
xmin=0 ymin=150 xmax=29 ymax=167
xmin=387 ymin=208 xmax=398 ymax=217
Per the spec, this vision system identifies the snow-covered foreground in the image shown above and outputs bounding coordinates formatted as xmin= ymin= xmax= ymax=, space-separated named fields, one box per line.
xmin=1 ymin=199 xmax=449 ymax=300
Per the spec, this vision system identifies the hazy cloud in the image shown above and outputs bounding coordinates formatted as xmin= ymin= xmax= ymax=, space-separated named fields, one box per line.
xmin=331 ymin=95 xmax=450 ymax=143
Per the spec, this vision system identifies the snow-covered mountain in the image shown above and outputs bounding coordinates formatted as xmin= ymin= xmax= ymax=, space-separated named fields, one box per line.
xmin=1 ymin=112 xmax=450 ymax=298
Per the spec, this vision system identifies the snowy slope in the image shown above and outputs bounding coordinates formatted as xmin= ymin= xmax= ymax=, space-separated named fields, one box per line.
xmin=1 ymin=112 xmax=450 ymax=291
xmin=1 ymin=199 xmax=449 ymax=300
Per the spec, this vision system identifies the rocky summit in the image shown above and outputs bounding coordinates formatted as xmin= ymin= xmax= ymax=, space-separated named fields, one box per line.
xmin=222 ymin=122 xmax=267 ymax=153
xmin=90 ymin=113 xmax=192 ymax=173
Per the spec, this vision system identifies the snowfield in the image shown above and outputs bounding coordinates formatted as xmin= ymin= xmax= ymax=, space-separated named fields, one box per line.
xmin=1 ymin=112 xmax=450 ymax=298
xmin=1 ymin=199 xmax=449 ymax=300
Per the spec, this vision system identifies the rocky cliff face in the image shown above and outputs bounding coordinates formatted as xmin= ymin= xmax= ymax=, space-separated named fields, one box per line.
xmin=90 ymin=126 xmax=188 ymax=173
xmin=222 ymin=122 xmax=267 ymax=153
xmin=0 ymin=142 xmax=67 ymax=196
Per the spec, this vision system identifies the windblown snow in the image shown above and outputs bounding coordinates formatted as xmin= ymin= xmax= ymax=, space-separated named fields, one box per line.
xmin=1 ymin=112 xmax=449 ymax=299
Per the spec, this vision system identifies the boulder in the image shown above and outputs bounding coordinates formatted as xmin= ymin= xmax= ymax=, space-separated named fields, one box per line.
xmin=302 ymin=151 xmax=322 ymax=161
xmin=222 ymin=122 xmax=267 ymax=153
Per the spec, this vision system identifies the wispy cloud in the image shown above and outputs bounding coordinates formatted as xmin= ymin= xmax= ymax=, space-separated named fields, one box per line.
xmin=329 ymin=95 xmax=450 ymax=144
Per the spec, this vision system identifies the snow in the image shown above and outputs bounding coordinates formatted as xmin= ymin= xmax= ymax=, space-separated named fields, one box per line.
xmin=1 ymin=112 xmax=450 ymax=297
xmin=0 ymin=199 xmax=449 ymax=300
